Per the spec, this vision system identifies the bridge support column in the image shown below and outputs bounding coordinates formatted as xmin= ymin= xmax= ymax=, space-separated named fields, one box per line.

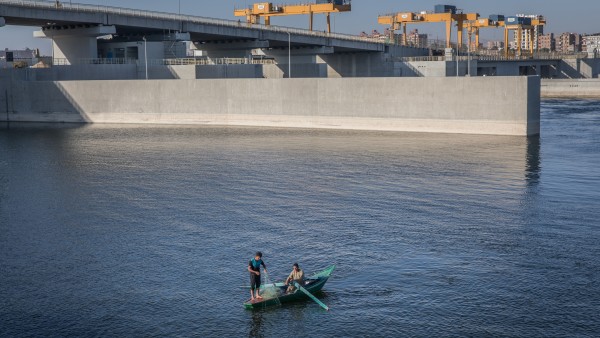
xmin=0 ymin=17 xmax=5 ymax=27
xmin=255 ymin=47 xmax=334 ymax=78
xmin=34 ymin=25 xmax=116 ymax=65
xmin=317 ymin=53 xmax=395 ymax=78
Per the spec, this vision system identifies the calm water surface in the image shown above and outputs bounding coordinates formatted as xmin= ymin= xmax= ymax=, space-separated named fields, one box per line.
xmin=1 ymin=100 xmax=599 ymax=337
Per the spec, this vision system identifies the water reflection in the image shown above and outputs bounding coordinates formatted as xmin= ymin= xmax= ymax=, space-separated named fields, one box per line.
xmin=526 ymin=136 xmax=542 ymax=186
xmin=248 ymin=311 xmax=264 ymax=338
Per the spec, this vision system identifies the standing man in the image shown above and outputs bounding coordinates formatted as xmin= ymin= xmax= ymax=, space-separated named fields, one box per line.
xmin=248 ymin=252 xmax=267 ymax=301
xmin=285 ymin=263 xmax=304 ymax=293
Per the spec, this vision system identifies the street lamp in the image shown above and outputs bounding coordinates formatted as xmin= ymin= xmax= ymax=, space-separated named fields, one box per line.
xmin=456 ymin=45 xmax=459 ymax=77
xmin=143 ymin=36 xmax=148 ymax=80
xmin=287 ymin=32 xmax=291 ymax=78
xmin=178 ymin=0 xmax=182 ymax=32
xmin=467 ymin=38 xmax=471 ymax=76
xmin=51 ymin=29 xmax=54 ymax=65
xmin=467 ymin=21 xmax=473 ymax=77
xmin=46 ymin=22 xmax=56 ymax=65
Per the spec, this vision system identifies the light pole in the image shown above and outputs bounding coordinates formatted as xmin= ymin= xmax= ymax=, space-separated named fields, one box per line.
xmin=178 ymin=0 xmax=182 ymax=32
xmin=51 ymin=29 xmax=54 ymax=65
xmin=467 ymin=22 xmax=472 ymax=77
xmin=454 ymin=19 xmax=458 ymax=76
xmin=143 ymin=36 xmax=148 ymax=80
xmin=467 ymin=39 xmax=470 ymax=76
xmin=47 ymin=23 xmax=56 ymax=65
xmin=287 ymin=32 xmax=291 ymax=78
xmin=456 ymin=46 xmax=459 ymax=77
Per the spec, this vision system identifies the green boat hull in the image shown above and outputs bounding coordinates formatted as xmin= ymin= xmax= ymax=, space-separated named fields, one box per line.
xmin=243 ymin=265 xmax=335 ymax=310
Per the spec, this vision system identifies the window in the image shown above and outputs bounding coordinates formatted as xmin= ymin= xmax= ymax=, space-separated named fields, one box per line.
xmin=126 ymin=46 xmax=139 ymax=60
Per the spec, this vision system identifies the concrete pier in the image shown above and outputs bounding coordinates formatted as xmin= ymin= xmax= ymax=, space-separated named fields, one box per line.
xmin=0 ymin=77 xmax=540 ymax=136
xmin=34 ymin=25 xmax=117 ymax=65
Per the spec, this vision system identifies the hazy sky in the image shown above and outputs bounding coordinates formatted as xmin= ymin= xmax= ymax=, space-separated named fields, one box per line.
xmin=1 ymin=0 xmax=598 ymax=53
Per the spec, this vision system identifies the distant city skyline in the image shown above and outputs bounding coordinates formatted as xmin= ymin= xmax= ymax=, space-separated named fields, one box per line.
xmin=1 ymin=0 xmax=599 ymax=54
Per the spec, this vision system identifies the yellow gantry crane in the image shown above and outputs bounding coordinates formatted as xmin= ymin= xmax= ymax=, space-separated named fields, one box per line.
xmin=234 ymin=0 xmax=351 ymax=33
xmin=378 ymin=5 xmax=479 ymax=49
xmin=502 ymin=16 xmax=547 ymax=56
xmin=464 ymin=15 xmax=546 ymax=56
xmin=465 ymin=17 xmax=502 ymax=51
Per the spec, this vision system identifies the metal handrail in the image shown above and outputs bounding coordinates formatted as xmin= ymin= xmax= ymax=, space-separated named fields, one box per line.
xmin=48 ymin=57 xmax=276 ymax=66
xmin=150 ymin=58 xmax=275 ymax=66
xmin=0 ymin=0 xmax=396 ymax=45
xmin=51 ymin=58 xmax=135 ymax=65
xmin=399 ymin=56 xmax=446 ymax=62
xmin=400 ymin=53 xmax=590 ymax=62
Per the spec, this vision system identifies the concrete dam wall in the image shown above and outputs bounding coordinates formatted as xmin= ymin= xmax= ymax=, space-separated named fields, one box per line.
xmin=541 ymin=79 xmax=600 ymax=98
xmin=1 ymin=77 xmax=540 ymax=136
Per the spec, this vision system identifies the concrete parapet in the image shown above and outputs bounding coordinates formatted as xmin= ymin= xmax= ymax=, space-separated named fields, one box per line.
xmin=541 ymin=79 xmax=600 ymax=98
xmin=1 ymin=76 xmax=540 ymax=136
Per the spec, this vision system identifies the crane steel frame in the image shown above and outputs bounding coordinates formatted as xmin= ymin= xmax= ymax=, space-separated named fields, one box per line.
xmin=378 ymin=11 xmax=479 ymax=49
xmin=234 ymin=1 xmax=351 ymax=33
xmin=503 ymin=17 xmax=546 ymax=56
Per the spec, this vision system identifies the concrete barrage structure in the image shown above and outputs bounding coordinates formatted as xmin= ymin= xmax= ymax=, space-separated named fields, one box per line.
xmin=0 ymin=76 xmax=540 ymax=136
xmin=541 ymin=79 xmax=600 ymax=98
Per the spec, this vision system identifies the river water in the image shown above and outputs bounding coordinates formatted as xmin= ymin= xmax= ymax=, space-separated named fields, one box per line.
xmin=1 ymin=100 xmax=599 ymax=337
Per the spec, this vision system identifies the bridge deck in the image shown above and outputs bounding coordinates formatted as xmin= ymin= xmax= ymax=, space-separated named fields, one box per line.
xmin=0 ymin=0 xmax=390 ymax=51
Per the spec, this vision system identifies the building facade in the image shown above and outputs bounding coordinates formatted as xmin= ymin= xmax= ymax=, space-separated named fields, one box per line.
xmin=96 ymin=40 xmax=187 ymax=61
xmin=583 ymin=35 xmax=600 ymax=55
xmin=538 ymin=33 xmax=555 ymax=52
xmin=512 ymin=15 xmax=544 ymax=52
xmin=486 ymin=40 xmax=504 ymax=50
xmin=0 ymin=48 xmax=40 ymax=67
xmin=406 ymin=29 xmax=428 ymax=48
xmin=556 ymin=33 xmax=582 ymax=53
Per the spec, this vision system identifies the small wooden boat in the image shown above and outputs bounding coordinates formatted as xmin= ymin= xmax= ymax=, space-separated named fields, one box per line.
xmin=243 ymin=265 xmax=335 ymax=310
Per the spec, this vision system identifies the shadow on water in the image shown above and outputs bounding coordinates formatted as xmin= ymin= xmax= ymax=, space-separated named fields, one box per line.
xmin=0 ymin=122 xmax=86 ymax=131
xmin=248 ymin=311 xmax=264 ymax=338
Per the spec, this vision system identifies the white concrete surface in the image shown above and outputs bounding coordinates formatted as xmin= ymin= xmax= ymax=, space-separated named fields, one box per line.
xmin=1 ymin=77 xmax=541 ymax=136
xmin=541 ymin=79 xmax=600 ymax=98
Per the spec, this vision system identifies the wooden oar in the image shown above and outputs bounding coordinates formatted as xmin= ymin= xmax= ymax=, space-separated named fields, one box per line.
xmin=293 ymin=281 xmax=329 ymax=311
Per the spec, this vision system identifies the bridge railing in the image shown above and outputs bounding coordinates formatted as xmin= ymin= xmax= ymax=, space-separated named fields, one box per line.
xmin=148 ymin=58 xmax=275 ymax=66
xmin=399 ymin=53 xmax=590 ymax=63
xmin=51 ymin=58 xmax=135 ymax=65
xmin=0 ymin=0 xmax=398 ymax=46
xmin=475 ymin=53 xmax=589 ymax=61
xmin=399 ymin=56 xmax=446 ymax=62
xmin=49 ymin=57 xmax=276 ymax=66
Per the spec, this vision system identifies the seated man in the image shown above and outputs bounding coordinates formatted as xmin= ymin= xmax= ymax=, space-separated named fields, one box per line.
xmin=285 ymin=263 xmax=304 ymax=293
